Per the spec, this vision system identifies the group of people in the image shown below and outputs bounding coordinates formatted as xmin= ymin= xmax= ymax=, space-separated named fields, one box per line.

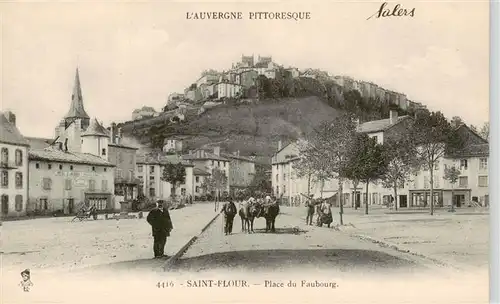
xmin=305 ymin=195 xmax=334 ymax=228
xmin=220 ymin=195 xmax=278 ymax=235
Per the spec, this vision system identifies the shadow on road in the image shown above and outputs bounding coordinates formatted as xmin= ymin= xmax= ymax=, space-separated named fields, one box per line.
xmin=171 ymin=248 xmax=422 ymax=273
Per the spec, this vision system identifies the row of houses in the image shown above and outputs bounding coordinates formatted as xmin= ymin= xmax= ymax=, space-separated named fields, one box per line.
xmin=0 ymin=69 xmax=266 ymax=218
xmin=271 ymin=110 xmax=489 ymax=209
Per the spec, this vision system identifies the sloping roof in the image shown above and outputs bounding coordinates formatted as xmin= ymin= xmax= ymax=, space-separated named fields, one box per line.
xmin=193 ymin=167 xmax=211 ymax=176
xmin=0 ymin=112 xmax=30 ymax=146
xmin=29 ymin=148 xmax=114 ymax=167
xmin=220 ymin=152 xmax=255 ymax=163
xmin=65 ymin=68 xmax=90 ymax=119
xmin=25 ymin=137 xmax=54 ymax=149
xmin=136 ymin=152 xmax=194 ymax=166
xmin=357 ymin=115 xmax=410 ymax=133
xmin=446 ymin=143 xmax=489 ymax=158
xmin=108 ymin=143 xmax=138 ymax=150
xmin=81 ymin=118 xmax=109 ymax=137
xmin=182 ymin=152 xmax=229 ymax=162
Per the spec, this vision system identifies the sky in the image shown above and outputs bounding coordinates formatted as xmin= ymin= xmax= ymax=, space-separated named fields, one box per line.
xmin=0 ymin=0 xmax=490 ymax=138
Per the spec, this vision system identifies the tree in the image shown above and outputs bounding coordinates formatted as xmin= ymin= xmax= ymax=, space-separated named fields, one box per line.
xmin=381 ymin=135 xmax=421 ymax=211
xmin=344 ymin=133 xmax=387 ymax=214
xmin=443 ymin=165 xmax=461 ymax=212
xmin=450 ymin=116 xmax=464 ymax=128
xmin=479 ymin=122 xmax=489 ymax=141
xmin=295 ymin=140 xmax=331 ymax=198
xmin=299 ymin=113 xmax=358 ymax=225
xmin=202 ymin=168 xmax=228 ymax=201
xmin=161 ymin=162 xmax=186 ymax=199
xmin=411 ymin=111 xmax=462 ymax=215
xmin=248 ymin=165 xmax=272 ymax=196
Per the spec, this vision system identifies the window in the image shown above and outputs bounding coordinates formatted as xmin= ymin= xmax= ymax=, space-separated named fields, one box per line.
xmin=460 ymin=159 xmax=468 ymax=170
xmin=92 ymin=166 xmax=96 ymax=171
xmin=211 ymin=160 xmax=214 ymax=166
xmin=372 ymin=135 xmax=378 ymax=143
xmin=138 ymin=165 xmax=143 ymax=173
xmin=70 ymin=165 xmax=74 ymax=171
xmin=15 ymin=172 xmax=22 ymax=188
xmin=15 ymin=195 xmax=22 ymax=212
xmin=40 ymin=198 xmax=48 ymax=210
xmin=150 ymin=166 xmax=155 ymax=174
xmin=36 ymin=163 xmax=40 ymax=169
xmin=478 ymin=176 xmax=488 ymax=187
xmin=1 ymin=170 xmax=8 ymax=187
xmin=217 ymin=161 xmax=220 ymax=167
xmin=15 ymin=149 xmax=23 ymax=166
xmin=129 ymin=170 xmax=134 ymax=180
xmin=434 ymin=160 xmax=439 ymax=170
xmin=102 ymin=180 xmax=108 ymax=191
xmin=195 ymin=176 xmax=199 ymax=183
xmin=196 ymin=186 xmax=200 ymax=193
xmin=102 ymin=148 xmax=106 ymax=156
xmin=1 ymin=195 xmax=8 ymax=215
xmin=104 ymin=168 xmax=107 ymax=172
xmin=59 ymin=164 xmax=63 ymax=170
xmin=479 ymin=158 xmax=488 ymax=170
xmin=149 ymin=187 xmax=156 ymax=197
xmin=65 ymin=179 xmax=72 ymax=190
xmin=42 ymin=177 xmax=52 ymax=190
xmin=181 ymin=188 xmax=186 ymax=195
xmin=48 ymin=164 xmax=52 ymax=170
xmin=433 ymin=177 xmax=440 ymax=188
xmin=423 ymin=176 xmax=429 ymax=189
xmin=458 ymin=176 xmax=468 ymax=188
xmin=1 ymin=148 xmax=8 ymax=164
xmin=89 ymin=180 xmax=96 ymax=191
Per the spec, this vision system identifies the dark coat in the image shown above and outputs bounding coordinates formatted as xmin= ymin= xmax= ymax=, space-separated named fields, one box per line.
xmin=147 ymin=208 xmax=173 ymax=236
xmin=221 ymin=201 xmax=237 ymax=217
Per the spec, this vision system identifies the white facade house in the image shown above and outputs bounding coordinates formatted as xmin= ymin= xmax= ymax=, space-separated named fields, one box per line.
xmin=271 ymin=140 xmax=339 ymax=205
xmin=1 ymin=112 xmax=30 ymax=218
xmin=217 ymin=82 xmax=243 ymax=99
xmin=28 ymin=147 xmax=115 ymax=214
xmin=182 ymin=147 xmax=230 ymax=194
xmin=136 ymin=153 xmax=195 ymax=199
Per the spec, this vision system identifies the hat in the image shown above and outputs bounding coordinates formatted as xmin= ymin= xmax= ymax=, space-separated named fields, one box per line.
xmin=21 ymin=269 xmax=30 ymax=276
xmin=265 ymin=196 xmax=271 ymax=200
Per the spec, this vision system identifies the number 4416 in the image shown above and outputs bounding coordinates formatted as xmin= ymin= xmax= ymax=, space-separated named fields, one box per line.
xmin=157 ymin=281 xmax=174 ymax=288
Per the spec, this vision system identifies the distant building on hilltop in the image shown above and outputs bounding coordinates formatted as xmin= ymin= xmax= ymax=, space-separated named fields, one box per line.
xmin=132 ymin=106 xmax=157 ymax=121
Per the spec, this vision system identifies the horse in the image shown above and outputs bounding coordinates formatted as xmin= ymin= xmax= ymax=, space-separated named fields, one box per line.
xmin=239 ymin=201 xmax=260 ymax=233
xmin=256 ymin=200 xmax=280 ymax=233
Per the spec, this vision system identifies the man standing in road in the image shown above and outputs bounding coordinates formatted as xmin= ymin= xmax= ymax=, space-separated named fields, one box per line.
xmin=147 ymin=200 xmax=174 ymax=258
xmin=221 ymin=199 xmax=237 ymax=235
xmin=305 ymin=195 xmax=315 ymax=225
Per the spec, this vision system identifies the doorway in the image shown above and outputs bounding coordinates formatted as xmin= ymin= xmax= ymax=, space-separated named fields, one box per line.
xmin=454 ymin=194 xmax=465 ymax=207
xmin=68 ymin=199 xmax=75 ymax=214
xmin=399 ymin=195 xmax=408 ymax=208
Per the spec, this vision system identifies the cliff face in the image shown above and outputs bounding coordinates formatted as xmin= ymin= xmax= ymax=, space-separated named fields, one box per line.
xmin=121 ymin=96 xmax=343 ymax=157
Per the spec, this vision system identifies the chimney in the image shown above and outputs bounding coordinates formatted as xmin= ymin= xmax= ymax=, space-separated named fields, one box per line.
xmin=213 ymin=146 xmax=220 ymax=156
xmin=4 ymin=111 xmax=16 ymax=126
xmin=278 ymin=140 xmax=282 ymax=150
xmin=389 ymin=110 xmax=398 ymax=124
xmin=64 ymin=138 xmax=68 ymax=152
xmin=110 ymin=122 xmax=117 ymax=144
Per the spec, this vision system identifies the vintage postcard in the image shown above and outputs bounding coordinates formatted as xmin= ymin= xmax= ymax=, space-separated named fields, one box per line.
xmin=0 ymin=0 xmax=492 ymax=303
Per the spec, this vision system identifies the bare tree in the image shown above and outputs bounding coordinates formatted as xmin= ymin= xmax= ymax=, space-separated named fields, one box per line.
xmin=299 ymin=114 xmax=358 ymax=225
xmin=443 ymin=165 xmax=461 ymax=212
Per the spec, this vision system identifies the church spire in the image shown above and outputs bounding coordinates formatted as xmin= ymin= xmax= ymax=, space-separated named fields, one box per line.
xmin=65 ymin=67 xmax=90 ymax=120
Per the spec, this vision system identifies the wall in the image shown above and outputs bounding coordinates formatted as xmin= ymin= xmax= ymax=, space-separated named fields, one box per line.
xmin=136 ymin=163 xmax=195 ymax=199
xmin=28 ymin=160 xmax=115 ymax=214
xmin=0 ymin=143 xmax=29 ymax=217
xmin=82 ymin=135 xmax=109 ymax=159
xmin=228 ymin=158 xmax=255 ymax=188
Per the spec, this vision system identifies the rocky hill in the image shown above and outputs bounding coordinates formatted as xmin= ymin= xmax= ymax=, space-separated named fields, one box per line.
xmin=120 ymin=96 xmax=343 ymax=157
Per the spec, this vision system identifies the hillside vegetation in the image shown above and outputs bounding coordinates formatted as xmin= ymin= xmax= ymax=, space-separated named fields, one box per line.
xmin=122 ymin=96 xmax=343 ymax=156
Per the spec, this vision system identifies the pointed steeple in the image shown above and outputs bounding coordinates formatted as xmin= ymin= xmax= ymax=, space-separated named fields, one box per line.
xmin=65 ymin=68 xmax=90 ymax=120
